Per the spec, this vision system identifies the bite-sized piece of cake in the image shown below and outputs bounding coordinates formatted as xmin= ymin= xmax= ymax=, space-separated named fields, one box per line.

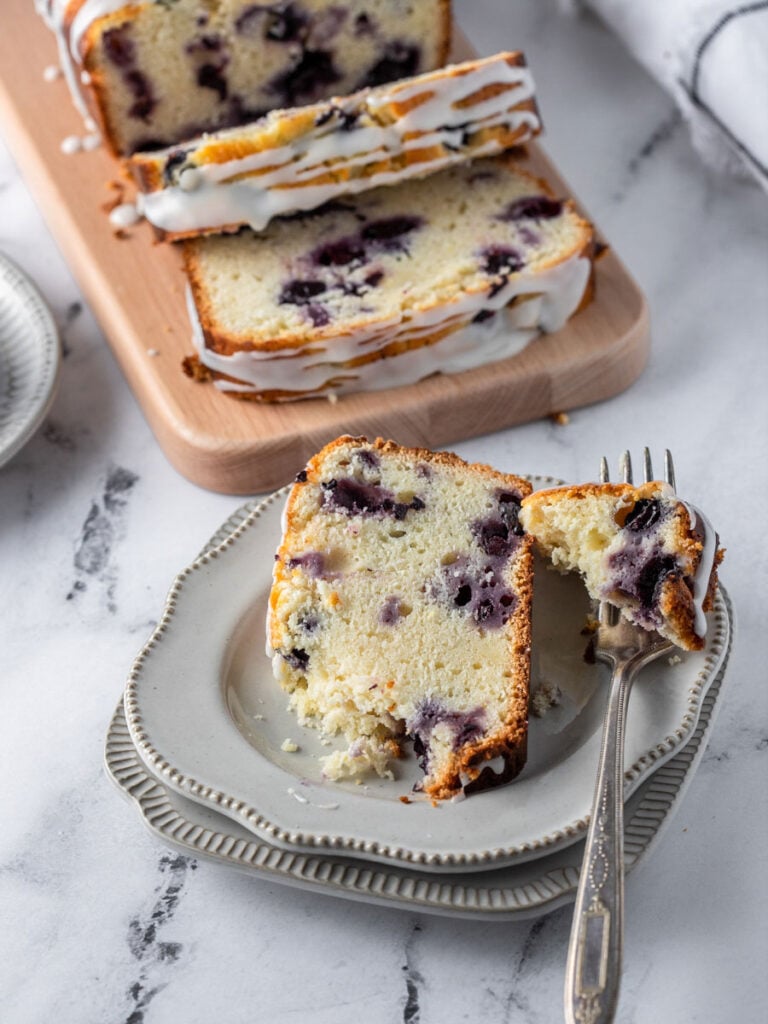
xmin=267 ymin=435 xmax=534 ymax=800
xmin=183 ymin=154 xmax=595 ymax=400
xmin=45 ymin=0 xmax=452 ymax=156
xmin=130 ymin=52 xmax=541 ymax=240
xmin=520 ymin=481 xmax=724 ymax=651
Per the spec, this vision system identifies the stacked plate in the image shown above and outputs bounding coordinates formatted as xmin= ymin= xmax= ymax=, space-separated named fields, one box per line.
xmin=0 ymin=253 xmax=61 ymax=469
xmin=106 ymin=484 xmax=733 ymax=920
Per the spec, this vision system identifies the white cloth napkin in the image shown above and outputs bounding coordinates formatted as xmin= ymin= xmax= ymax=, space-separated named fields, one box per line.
xmin=565 ymin=0 xmax=768 ymax=191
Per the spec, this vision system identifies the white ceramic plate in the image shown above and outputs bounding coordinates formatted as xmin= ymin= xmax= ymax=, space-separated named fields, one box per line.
xmin=0 ymin=253 xmax=61 ymax=469
xmin=124 ymin=486 xmax=730 ymax=873
xmin=108 ymin=614 xmax=732 ymax=919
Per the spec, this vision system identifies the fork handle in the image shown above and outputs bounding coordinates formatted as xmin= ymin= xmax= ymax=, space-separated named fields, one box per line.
xmin=564 ymin=660 xmax=636 ymax=1024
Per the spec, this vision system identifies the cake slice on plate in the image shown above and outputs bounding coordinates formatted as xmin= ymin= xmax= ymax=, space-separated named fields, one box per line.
xmin=267 ymin=435 xmax=534 ymax=800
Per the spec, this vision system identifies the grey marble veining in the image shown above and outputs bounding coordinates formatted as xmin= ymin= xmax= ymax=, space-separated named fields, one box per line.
xmin=1 ymin=2 xmax=767 ymax=1023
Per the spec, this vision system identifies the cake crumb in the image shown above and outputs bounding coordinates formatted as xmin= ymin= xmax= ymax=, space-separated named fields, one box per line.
xmin=581 ymin=615 xmax=599 ymax=635
xmin=399 ymin=795 xmax=412 ymax=805
xmin=252 ymin=713 xmax=265 ymax=721
xmin=550 ymin=411 xmax=570 ymax=426
xmin=147 ymin=348 xmax=160 ymax=357
xmin=102 ymin=181 xmax=126 ymax=214
xmin=594 ymin=240 xmax=610 ymax=261
xmin=530 ymin=681 xmax=563 ymax=718
xmin=668 ymin=654 xmax=683 ymax=666
xmin=281 ymin=738 xmax=299 ymax=753
xmin=326 ymin=392 xmax=339 ymax=404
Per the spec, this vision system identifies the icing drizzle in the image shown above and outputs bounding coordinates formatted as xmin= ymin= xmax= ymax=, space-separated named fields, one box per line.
xmin=186 ymin=253 xmax=591 ymax=398
xmin=137 ymin=54 xmax=540 ymax=235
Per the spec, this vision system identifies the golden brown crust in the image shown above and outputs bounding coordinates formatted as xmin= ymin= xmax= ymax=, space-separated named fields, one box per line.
xmin=436 ymin=0 xmax=453 ymax=67
xmin=181 ymin=353 xmax=213 ymax=382
xmin=296 ymin=435 xmax=534 ymax=497
xmin=426 ymin=554 xmax=532 ymax=800
xmin=79 ymin=7 xmax=143 ymax=158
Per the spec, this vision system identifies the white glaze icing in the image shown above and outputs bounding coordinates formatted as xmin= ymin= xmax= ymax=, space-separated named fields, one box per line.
xmin=139 ymin=55 xmax=540 ymax=234
xmin=60 ymin=134 xmax=82 ymax=154
xmin=108 ymin=201 xmax=142 ymax=228
xmin=60 ymin=130 xmax=102 ymax=154
xmin=680 ymin=501 xmax=720 ymax=638
xmin=186 ymin=253 xmax=591 ymax=398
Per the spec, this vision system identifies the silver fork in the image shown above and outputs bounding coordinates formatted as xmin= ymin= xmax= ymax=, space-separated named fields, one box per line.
xmin=564 ymin=449 xmax=676 ymax=1024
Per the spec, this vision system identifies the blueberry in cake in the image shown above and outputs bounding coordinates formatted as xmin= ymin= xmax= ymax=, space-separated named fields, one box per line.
xmin=130 ymin=52 xmax=541 ymax=239
xmin=44 ymin=0 xmax=452 ymax=156
xmin=267 ymin=435 xmax=534 ymax=800
xmin=182 ymin=154 xmax=595 ymax=400
xmin=520 ymin=481 xmax=724 ymax=650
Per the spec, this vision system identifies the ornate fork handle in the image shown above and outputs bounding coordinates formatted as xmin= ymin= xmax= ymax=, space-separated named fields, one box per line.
xmin=564 ymin=653 xmax=643 ymax=1024
xmin=563 ymin=449 xmax=677 ymax=1024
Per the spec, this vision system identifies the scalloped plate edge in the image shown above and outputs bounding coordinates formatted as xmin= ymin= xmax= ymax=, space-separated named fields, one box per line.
xmin=106 ymin=588 xmax=733 ymax=919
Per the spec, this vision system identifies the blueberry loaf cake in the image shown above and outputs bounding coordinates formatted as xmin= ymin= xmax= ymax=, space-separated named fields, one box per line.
xmin=267 ymin=436 xmax=534 ymax=800
xmin=520 ymin=482 xmax=724 ymax=650
xmin=130 ymin=52 xmax=541 ymax=239
xmin=43 ymin=0 xmax=452 ymax=157
xmin=183 ymin=154 xmax=595 ymax=400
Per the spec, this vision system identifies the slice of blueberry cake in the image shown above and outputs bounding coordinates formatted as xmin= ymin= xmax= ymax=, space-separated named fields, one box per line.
xmin=183 ymin=154 xmax=595 ymax=400
xmin=46 ymin=0 xmax=452 ymax=157
xmin=130 ymin=52 xmax=541 ymax=240
xmin=520 ymin=482 xmax=724 ymax=650
xmin=267 ymin=435 xmax=534 ymax=800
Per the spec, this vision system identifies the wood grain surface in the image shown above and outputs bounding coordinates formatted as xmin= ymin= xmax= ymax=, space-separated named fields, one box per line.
xmin=0 ymin=3 xmax=649 ymax=494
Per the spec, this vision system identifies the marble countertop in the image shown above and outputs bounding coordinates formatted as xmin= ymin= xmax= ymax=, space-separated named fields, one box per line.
xmin=2 ymin=2 xmax=767 ymax=1022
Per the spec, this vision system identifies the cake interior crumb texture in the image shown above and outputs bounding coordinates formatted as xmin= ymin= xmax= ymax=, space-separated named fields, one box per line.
xmin=267 ymin=436 xmax=534 ymax=800
xmin=80 ymin=0 xmax=451 ymax=155
xmin=187 ymin=157 xmax=590 ymax=349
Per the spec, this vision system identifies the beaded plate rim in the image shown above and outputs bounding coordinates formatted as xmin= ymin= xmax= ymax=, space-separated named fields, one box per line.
xmin=0 ymin=252 xmax=61 ymax=469
xmin=122 ymin=480 xmax=731 ymax=872
xmin=107 ymin=591 xmax=733 ymax=918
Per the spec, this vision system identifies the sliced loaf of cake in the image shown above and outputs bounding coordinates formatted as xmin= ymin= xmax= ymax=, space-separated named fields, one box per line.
xmin=267 ymin=435 xmax=534 ymax=800
xmin=130 ymin=52 xmax=541 ymax=239
xmin=45 ymin=0 xmax=452 ymax=156
xmin=183 ymin=154 xmax=595 ymax=400
xmin=520 ymin=481 xmax=724 ymax=650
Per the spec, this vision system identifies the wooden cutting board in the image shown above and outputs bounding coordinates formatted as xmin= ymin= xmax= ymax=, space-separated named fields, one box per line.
xmin=0 ymin=3 xmax=649 ymax=494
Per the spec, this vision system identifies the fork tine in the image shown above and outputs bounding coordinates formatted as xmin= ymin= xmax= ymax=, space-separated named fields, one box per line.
xmin=664 ymin=449 xmax=676 ymax=492
xmin=599 ymin=456 xmax=610 ymax=484
xmin=642 ymin=447 xmax=653 ymax=484
xmin=619 ymin=450 xmax=633 ymax=484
